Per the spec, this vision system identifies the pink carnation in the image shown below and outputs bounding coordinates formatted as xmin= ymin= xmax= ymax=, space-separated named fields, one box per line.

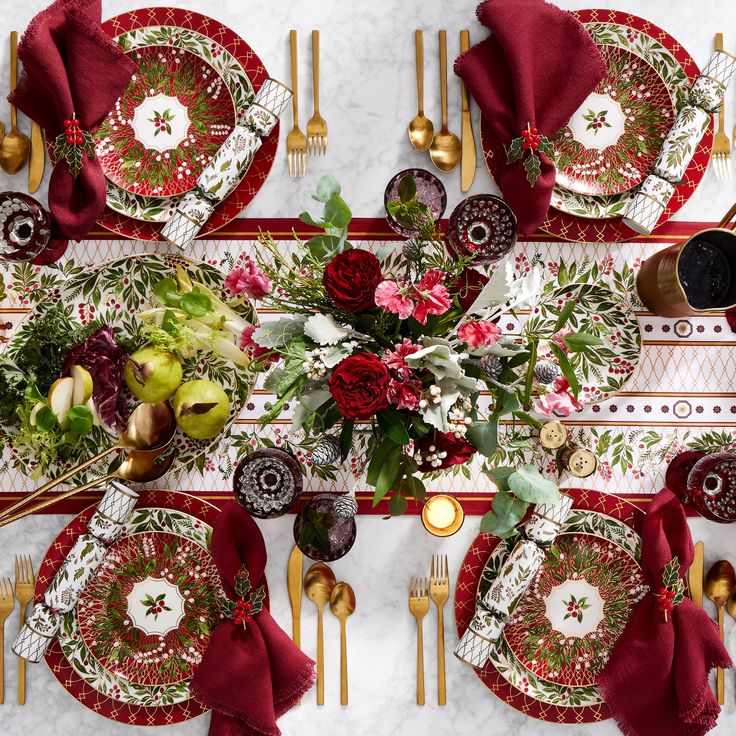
xmin=384 ymin=338 xmax=421 ymax=376
xmin=225 ymin=260 xmax=272 ymax=300
xmin=551 ymin=327 xmax=573 ymax=353
xmin=386 ymin=377 xmax=422 ymax=411
xmin=533 ymin=377 xmax=582 ymax=418
xmin=374 ymin=280 xmax=414 ymax=319
xmin=457 ymin=319 xmax=502 ymax=348
xmin=412 ymin=269 xmax=451 ymax=325
xmin=240 ymin=325 xmax=277 ymax=365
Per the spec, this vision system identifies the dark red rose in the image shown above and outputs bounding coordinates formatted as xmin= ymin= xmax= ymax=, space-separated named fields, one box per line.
xmin=451 ymin=268 xmax=489 ymax=312
xmin=328 ymin=353 xmax=390 ymax=420
xmin=323 ymin=249 xmax=383 ymax=312
xmin=415 ymin=432 xmax=476 ymax=472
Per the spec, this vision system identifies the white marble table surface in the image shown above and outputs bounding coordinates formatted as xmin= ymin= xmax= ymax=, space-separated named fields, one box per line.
xmin=1 ymin=1 xmax=736 ymax=735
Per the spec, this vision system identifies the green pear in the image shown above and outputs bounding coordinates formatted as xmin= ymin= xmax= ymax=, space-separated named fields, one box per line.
xmin=173 ymin=380 xmax=230 ymax=440
xmin=124 ymin=347 xmax=183 ymax=403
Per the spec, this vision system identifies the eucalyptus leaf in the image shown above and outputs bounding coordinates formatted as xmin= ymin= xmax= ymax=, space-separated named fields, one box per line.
xmin=489 ymin=465 xmax=515 ymax=493
xmin=508 ymin=465 xmax=560 ymax=504
xmin=480 ymin=490 xmax=526 ymax=537
xmin=466 ymin=417 xmax=499 ymax=457
xmin=313 ymin=175 xmax=341 ymax=203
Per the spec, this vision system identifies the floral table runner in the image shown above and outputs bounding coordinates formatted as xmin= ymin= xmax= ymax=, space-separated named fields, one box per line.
xmin=1 ymin=218 xmax=733 ymax=514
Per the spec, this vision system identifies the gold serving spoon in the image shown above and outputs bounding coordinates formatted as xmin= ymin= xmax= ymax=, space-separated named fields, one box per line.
xmin=329 ymin=581 xmax=356 ymax=706
xmin=705 ymin=560 xmax=736 ymax=705
xmin=408 ymin=30 xmax=434 ymax=152
xmin=0 ymin=32 xmax=29 ymax=175
xmin=305 ymin=562 xmax=336 ymax=705
xmin=0 ymin=402 xmax=176 ymax=523
xmin=0 ymin=447 xmax=175 ymax=527
xmin=429 ymin=29 xmax=461 ymax=173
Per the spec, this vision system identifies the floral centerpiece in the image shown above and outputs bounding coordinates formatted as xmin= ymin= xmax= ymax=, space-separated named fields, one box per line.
xmin=233 ymin=176 xmax=600 ymax=530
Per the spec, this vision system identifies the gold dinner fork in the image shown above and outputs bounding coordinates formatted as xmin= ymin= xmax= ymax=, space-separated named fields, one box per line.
xmin=14 ymin=555 xmax=34 ymax=705
xmin=408 ymin=577 xmax=429 ymax=705
xmin=713 ymin=34 xmax=731 ymax=182
xmin=0 ymin=577 xmax=14 ymax=704
xmin=430 ymin=554 xmax=449 ymax=706
xmin=307 ymin=30 xmax=327 ymax=156
xmin=287 ymin=29 xmax=307 ymax=178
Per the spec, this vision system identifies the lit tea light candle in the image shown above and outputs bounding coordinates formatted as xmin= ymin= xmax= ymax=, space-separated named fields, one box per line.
xmin=421 ymin=494 xmax=465 ymax=537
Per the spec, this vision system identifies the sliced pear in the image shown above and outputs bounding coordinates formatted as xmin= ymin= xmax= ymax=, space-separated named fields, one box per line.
xmin=47 ymin=377 xmax=74 ymax=424
xmin=70 ymin=365 xmax=94 ymax=405
xmin=86 ymin=396 xmax=101 ymax=427
xmin=29 ymin=402 xmax=47 ymax=427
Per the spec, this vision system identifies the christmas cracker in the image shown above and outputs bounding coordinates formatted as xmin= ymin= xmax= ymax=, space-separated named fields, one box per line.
xmin=12 ymin=481 xmax=138 ymax=662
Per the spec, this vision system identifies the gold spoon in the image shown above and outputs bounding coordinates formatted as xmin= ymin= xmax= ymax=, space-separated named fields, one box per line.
xmin=429 ymin=29 xmax=461 ymax=173
xmin=0 ymin=402 xmax=176 ymax=523
xmin=407 ymin=30 xmax=434 ymax=152
xmin=0 ymin=446 xmax=175 ymax=527
xmin=705 ymin=560 xmax=736 ymax=705
xmin=0 ymin=32 xmax=29 ymax=175
xmin=305 ymin=562 xmax=336 ymax=705
xmin=329 ymin=581 xmax=356 ymax=706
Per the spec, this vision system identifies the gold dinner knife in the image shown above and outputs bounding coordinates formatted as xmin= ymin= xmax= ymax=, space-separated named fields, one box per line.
xmin=28 ymin=121 xmax=44 ymax=193
xmin=287 ymin=545 xmax=303 ymax=648
xmin=689 ymin=540 xmax=704 ymax=607
xmin=459 ymin=29 xmax=476 ymax=192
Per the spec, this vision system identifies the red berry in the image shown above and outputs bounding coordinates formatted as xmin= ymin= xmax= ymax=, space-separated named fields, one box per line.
xmin=63 ymin=119 xmax=71 ymax=128
xmin=521 ymin=140 xmax=529 ymax=150
xmin=66 ymin=136 xmax=73 ymax=144
xmin=530 ymin=126 xmax=538 ymax=135
xmin=71 ymin=118 xmax=79 ymax=126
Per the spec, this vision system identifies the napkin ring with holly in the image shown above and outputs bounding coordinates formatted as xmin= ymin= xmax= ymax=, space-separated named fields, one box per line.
xmin=506 ymin=123 xmax=554 ymax=187
xmin=53 ymin=113 xmax=95 ymax=179
xmin=655 ymin=556 xmax=686 ymax=622
xmin=220 ymin=566 xmax=266 ymax=630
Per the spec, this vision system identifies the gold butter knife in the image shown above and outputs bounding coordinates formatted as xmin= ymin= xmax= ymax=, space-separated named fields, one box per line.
xmin=287 ymin=545 xmax=303 ymax=648
xmin=28 ymin=121 xmax=44 ymax=193
xmin=689 ymin=540 xmax=704 ymax=607
xmin=459 ymin=29 xmax=476 ymax=192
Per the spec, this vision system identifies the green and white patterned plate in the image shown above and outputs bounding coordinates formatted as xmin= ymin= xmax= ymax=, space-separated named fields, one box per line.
xmin=59 ymin=506 xmax=214 ymax=706
xmin=479 ymin=508 xmax=643 ymax=707
xmin=551 ymin=20 xmax=689 ymax=219
xmin=105 ymin=25 xmax=254 ymax=222
xmin=526 ymin=282 xmax=641 ymax=404
xmin=5 ymin=253 xmax=256 ymax=483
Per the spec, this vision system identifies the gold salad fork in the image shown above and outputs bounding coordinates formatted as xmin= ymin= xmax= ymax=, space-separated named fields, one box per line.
xmin=430 ymin=554 xmax=449 ymax=706
xmin=287 ymin=29 xmax=307 ymax=178
xmin=408 ymin=577 xmax=429 ymax=705
xmin=0 ymin=577 xmax=14 ymax=704
xmin=713 ymin=33 xmax=731 ymax=182
xmin=14 ymin=555 xmax=34 ymax=705
xmin=307 ymin=30 xmax=327 ymax=155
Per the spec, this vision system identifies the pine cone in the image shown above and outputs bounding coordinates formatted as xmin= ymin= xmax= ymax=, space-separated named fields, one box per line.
xmin=534 ymin=359 xmax=560 ymax=385
xmin=333 ymin=494 xmax=358 ymax=519
xmin=479 ymin=354 xmax=503 ymax=379
xmin=311 ymin=435 xmax=341 ymax=466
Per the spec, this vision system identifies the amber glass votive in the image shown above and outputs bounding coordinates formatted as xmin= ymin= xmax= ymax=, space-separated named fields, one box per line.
xmin=421 ymin=494 xmax=465 ymax=537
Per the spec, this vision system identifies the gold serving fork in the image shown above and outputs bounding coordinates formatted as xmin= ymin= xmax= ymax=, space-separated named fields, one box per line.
xmin=287 ymin=29 xmax=307 ymax=178
xmin=713 ymin=34 xmax=731 ymax=182
xmin=408 ymin=577 xmax=429 ymax=705
xmin=14 ymin=555 xmax=34 ymax=705
xmin=307 ymin=30 xmax=327 ymax=156
xmin=430 ymin=554 xmax=449 ymax=706
xmin=0 ymin=577 xmax=14 ymax=704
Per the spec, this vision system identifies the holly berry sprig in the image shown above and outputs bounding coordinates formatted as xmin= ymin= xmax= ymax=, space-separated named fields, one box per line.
xmin=219 ymin=565 xmax=266 ymax=630
xmin=506 ymin=123 xmax=554 ymax=187
xmin=655 ymin=556 xmax=686 ymax=622
xmin=53 ymin=114 xmax=95 ymax=179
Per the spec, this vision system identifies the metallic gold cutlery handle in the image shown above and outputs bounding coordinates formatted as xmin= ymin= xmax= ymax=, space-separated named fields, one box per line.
xmin=0 ymin=626 xmax=4 ymax=704
xmin=312 ymin=30 xmax=320 ymax=115
xmin=290 ymin=30 xmax=299 ymax=128
xmin=437 ymin=606 xmax=446 ymax=705
xmin=415 ymin=30 xmax=425 ymax=116
xmin=438 ymin=30 xmax=448 ymax=129
xmin=416 ymin=619 xmax=425 ymax=705
xmin=9 ymin=31 xmax=17 ymax=132
xmin=316 ymin=607 xmax=325 ymax=705
xmin=292 ymin=615 xmax=300 ymax=649
xmin=339 ymin=617 xmax=348 ymax=706
xmin=717 ymin=605 xmax=725 ymax=704
xmin=17 ymin=614 xmax=25 ymax=704
xmin=716 ymin=33 xmax=725 ymax=133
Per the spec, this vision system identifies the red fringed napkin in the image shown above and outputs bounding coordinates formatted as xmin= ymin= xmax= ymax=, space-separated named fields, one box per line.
xmin=190 ymin=502 xmax=315 ymax=736
xmin=10 ymin=0 xmax=136 ymax=240
xmin=598 ymin=489 xmax=731 ymax=736
xmin=455 ymin=0 xmax=606 ymax=235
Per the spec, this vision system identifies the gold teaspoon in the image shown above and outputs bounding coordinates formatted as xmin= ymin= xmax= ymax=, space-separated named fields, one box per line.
xmin=304 ymin=562 xmax=336 ymax=705
xmin=329 ymin=581 xmax=356 ymax=706
xmin=429 ymin=29 xmax=461 ymax=173
xmin=0 ymin=32 xmax=29 ymax=175
xmin=408 ymin=30 xmax=434 ymax=152
xmin=705 ymin=560 xmax=736 ymax=705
